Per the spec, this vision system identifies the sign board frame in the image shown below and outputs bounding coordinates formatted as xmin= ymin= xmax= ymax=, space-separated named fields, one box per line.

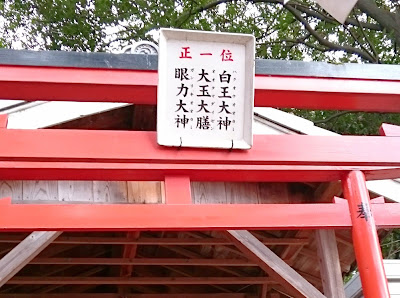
xmin=157 ymin=28 xmax=255 ymax=149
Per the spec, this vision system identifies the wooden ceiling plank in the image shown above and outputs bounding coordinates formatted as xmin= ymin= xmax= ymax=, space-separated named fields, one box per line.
xmin=162 ymin=246 xmax=249 ymax=277
xmin=226 ymin=230 xmax=325 ymax=298
xmin=161 ymin=265 xmax=231 ymax=293
xmin=7 ymin=276 xmax=275 ymax=285
xmin=29 ymin=257 xmax=257 ymax=266
xmin=315 ymin=230 xmax=345 ymax=298
xmin=0 ymin=231 xmax=62 ymax=288
xmin=37 ymin=266 xmax=106 ymax=294
xmin=2 ymin=247 xmax=107 ymax=294
xmin=0 ymin=236 xmax=310 ymax=246
xmin=298 ymin=247 xmax=350 ymax=272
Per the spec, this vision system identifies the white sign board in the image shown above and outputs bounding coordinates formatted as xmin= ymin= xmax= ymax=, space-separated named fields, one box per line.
xmin=157 ymin=29 xmax=255 ymax=149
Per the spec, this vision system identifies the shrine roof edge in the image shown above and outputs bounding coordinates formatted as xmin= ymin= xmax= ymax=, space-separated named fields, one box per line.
xmin=1 ymin=48 xmax=400 ymax=80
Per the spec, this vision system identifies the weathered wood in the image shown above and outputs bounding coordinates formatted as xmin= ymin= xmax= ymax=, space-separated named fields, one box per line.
xmin=23 ymin=181 xmax=58 ymax=201
xmin=299 ymin=247 xmax=351 ymax=272
xmin=28 ymin=257 xmax=257 ymax=266
xmin=120 ymin=232 xmax=140 ymax=277
xmin=258 ymin=183 xmax=289 ymax=204
xmin=227 ymin=230 xmax=326 ymax=298
xmin=93 ymin=181 xmax=127 ymax=203
xmin=4 ymin=180 xmax=317 ymax=204
xmin=0 ymin=235 xmax=309 ymax=246
xmin=260 ymin=283 xmax=268 ymax=298
xmin=192 ymin=182 xmax=227 ymax=204
xmin=0 ymin=181 xmax=22 ymax=202
xmin=315 ymin=230 xmax=346 ymax=298
xmin=58 ymin=181 xmax=93 ymax=202
xmin=314 ymin=182 xmax=342 ymax=203
xmin=0 ymin=231 xmax=62 ymax=287
xmin=225 ymin=182 xmax=259 ymax=203
xmin=7 ymin=276 xmax=275 ymax=285
xmin=131 ymin=105 xmax=157 ymax=131
xmin=127 ymin=182 xmax=162 ymax=204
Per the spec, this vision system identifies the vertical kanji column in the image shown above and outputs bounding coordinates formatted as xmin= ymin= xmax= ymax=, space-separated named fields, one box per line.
xmin=342 ymin=171 xmax=390 ymax=298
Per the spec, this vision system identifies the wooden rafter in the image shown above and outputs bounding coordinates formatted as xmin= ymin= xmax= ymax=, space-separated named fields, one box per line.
xmin=28 ymin=258 xmax=258 ymax=266
xmin=0 ymin=231 xmax=62 ymax=287
xmin=120 ymin=231 xmax=140 ymax=277
xmin=0 ymin=235 xmax=310 ymax=246
xmin=7 ymin=276 xmax=275 ymax=285
xmin=226 ymin=230 xmax=325 ymax=298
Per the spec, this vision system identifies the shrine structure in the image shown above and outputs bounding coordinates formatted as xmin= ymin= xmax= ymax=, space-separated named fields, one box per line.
xmin=0 ymin=49 xmax=399 ymax=297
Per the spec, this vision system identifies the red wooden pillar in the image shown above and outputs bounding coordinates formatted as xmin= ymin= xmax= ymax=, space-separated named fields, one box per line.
xmin=164 ymin=176 xmax=192 ymax=204
xmin=342 ymin=171 xmax=389 ymax=298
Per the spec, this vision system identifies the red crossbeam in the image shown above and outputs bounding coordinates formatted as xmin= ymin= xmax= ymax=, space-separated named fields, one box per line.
xmin=1 ymin=65 xmax=400 ymax=112
xmin=0 ymin=197 xmax=399 ymax=231
xmin=0 ymin=130 xmax=399 ymax=181
xmin=3 ymin=130 xmax=399 ymax=166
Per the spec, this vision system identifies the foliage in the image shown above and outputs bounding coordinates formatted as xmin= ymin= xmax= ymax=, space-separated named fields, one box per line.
xmin=382 ymin=230 xmax=400 ymax=259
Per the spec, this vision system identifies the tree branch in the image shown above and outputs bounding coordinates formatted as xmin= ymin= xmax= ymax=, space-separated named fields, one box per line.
xmin=343 ymin=23 xmax=377 ymax=62
xmin=175 ymin=0 xmax=235 ymax=28
xmin=283 ymin=3 xmax=377 ymax=62
xmin=357 ymin=0 xmax=400 ymax=46
xmin=314 ymin=111 xmax=352 ymax=124
xmin=352 ymin=8 xmax=380 ymax=62
xmin=252 ymin=0 xmax=382 ymax=30
xmin=291 ymin=1 xmax=382 ymax=31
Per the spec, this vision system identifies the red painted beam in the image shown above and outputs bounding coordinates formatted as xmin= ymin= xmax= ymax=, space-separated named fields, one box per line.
xmin=1 ymin=130 xmax=400 ymax=166
xmin=0 ymin=197 xmax=398 ymax=231
xmin=254 ymin=76 xmax=400 ymax=113
xmin=2 ymin=161 xmax=400 ymax=182
xmin=0 ymin=130 xmax=400 ymax=181
xmin=1 ymin=65 xmax=400 ymax=112
xmin=380 ymin=123 xmax=400 ymax=136
xmin=0 ymin=197 xmax=352 ymax=231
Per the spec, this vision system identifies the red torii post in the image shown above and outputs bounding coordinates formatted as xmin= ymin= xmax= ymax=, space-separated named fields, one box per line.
xmin=343 ymin=171 xmax=390 ymax=298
